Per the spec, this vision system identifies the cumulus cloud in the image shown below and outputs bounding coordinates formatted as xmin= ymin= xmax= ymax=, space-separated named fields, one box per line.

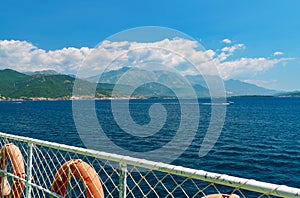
xmin=0 ymin=39 xmax=292 ymax=80
xmin=217 ymin=43 xmax=245 ymax=62
xmin=0 ymin=40 xmax=91 ymax=74
xmin=78 ymin=38 xmax=217 ymax=78
xmin=218 ymin=57 xmax=292 ymax=79
xmin=222 ymin=38 xmax=232 ymax=44
xmin=221 ymin=43 xmax=244 ymax=53
xmin=273 ymin=51 xmax=283 ymax=56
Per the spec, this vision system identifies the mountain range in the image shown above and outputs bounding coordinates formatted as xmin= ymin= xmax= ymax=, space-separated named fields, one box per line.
xmin=0 ymin=68 xmax=280 ymax=100
xmin=93 ymin=67 xmax=278 ymax=97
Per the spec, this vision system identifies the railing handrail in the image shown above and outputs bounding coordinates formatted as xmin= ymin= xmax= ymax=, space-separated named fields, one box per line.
xmin=1 ymin=131 xmax=300 ymax=197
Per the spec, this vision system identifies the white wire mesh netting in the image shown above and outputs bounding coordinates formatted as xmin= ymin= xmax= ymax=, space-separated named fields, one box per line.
xmin=0 ymin=132 xmax=300 ymax=198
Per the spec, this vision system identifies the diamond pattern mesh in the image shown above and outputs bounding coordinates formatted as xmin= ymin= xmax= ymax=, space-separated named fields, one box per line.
xmin=0 ymin=134 xmax=298 ymax=198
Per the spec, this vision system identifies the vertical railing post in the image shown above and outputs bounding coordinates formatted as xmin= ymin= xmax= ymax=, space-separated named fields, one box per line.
xmin=0 ymin=148 xmax=5 ymax=198
xmin=119 ymin=163 xmax=127 ymax=198
xmin=25 ymin=142 xmax=33 ymax=198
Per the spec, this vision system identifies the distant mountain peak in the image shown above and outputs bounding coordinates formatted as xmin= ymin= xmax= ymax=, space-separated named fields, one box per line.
xmin=225 ymin=79 xmax=277 ymax=96
xmin=25 ymin=70 xmax=59 ymax=76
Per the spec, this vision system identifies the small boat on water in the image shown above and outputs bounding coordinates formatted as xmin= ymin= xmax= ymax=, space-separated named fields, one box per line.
xmin=200 ymin=101 xmax=234 ymax=106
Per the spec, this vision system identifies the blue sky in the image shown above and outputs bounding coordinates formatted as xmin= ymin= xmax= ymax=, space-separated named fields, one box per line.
xmin=0 ymin=0 xmax=299 ymax=91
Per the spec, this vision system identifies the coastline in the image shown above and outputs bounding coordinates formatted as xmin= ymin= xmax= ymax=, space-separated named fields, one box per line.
xmin=1 ymin=95 xmax=299 ymax=102
xmin=0 ymin=96 xmax=148 ymax=102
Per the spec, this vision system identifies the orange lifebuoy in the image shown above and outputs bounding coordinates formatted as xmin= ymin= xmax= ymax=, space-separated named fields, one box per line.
xmin=0 ymin=143 xmax=25 ymax=198
xmin=203 ymin=194 xmax=240 ymax=198
xmin=51 ymin=159 xmax=104 ymax=198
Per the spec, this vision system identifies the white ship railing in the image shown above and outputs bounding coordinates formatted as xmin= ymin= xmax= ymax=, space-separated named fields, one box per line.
xmin=0 ymin=132 xmax=299 ymax=198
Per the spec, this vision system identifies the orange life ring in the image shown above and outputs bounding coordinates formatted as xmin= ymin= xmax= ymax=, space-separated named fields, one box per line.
xmin=51 ymin=159 xmax=104 ymax=198
xmin=0 ymin=143 xmax=25 ymax=198
xmin=203 ymin=194 xmax=240 ymax=198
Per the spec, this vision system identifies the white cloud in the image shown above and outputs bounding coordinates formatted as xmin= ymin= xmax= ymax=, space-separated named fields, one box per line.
xmin=0 ymin=39 xmax=293 ymax=80
xmin=221 ymin=43 xmax=244 ymax=53
xmin=79 ymin=38 xmax=217 ymax=78
xmin=217 ymin=43 xmax=245 ymax=61
xmin=0 ymin=40 xmax=92 ymax=73
xmin=274 ymin=51 xmax=283 ymax=56
xmin=222 ymin=38 xmax=232 ymax=44
xmin=218 ymin=57 xmax=292 ymax=79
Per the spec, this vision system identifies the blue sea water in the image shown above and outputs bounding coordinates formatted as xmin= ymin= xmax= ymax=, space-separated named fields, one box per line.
xmin=0 ymin=97 xmax=299 ymax=189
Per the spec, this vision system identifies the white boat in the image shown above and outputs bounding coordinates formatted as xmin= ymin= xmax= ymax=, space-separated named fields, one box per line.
xmin=200 ymin=101 xmax=234 ymax=106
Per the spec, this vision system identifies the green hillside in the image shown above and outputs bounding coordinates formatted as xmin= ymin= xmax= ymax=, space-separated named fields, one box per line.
xmin=0 ymin=69 xmax=114 ymax=99
xmin=9 ymin=74 xmax=75 ymax=98
xmin=0 ymin=69 xmax=216 ymax=99
xmin=0 ymin=69 xmax=31 ymax=96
